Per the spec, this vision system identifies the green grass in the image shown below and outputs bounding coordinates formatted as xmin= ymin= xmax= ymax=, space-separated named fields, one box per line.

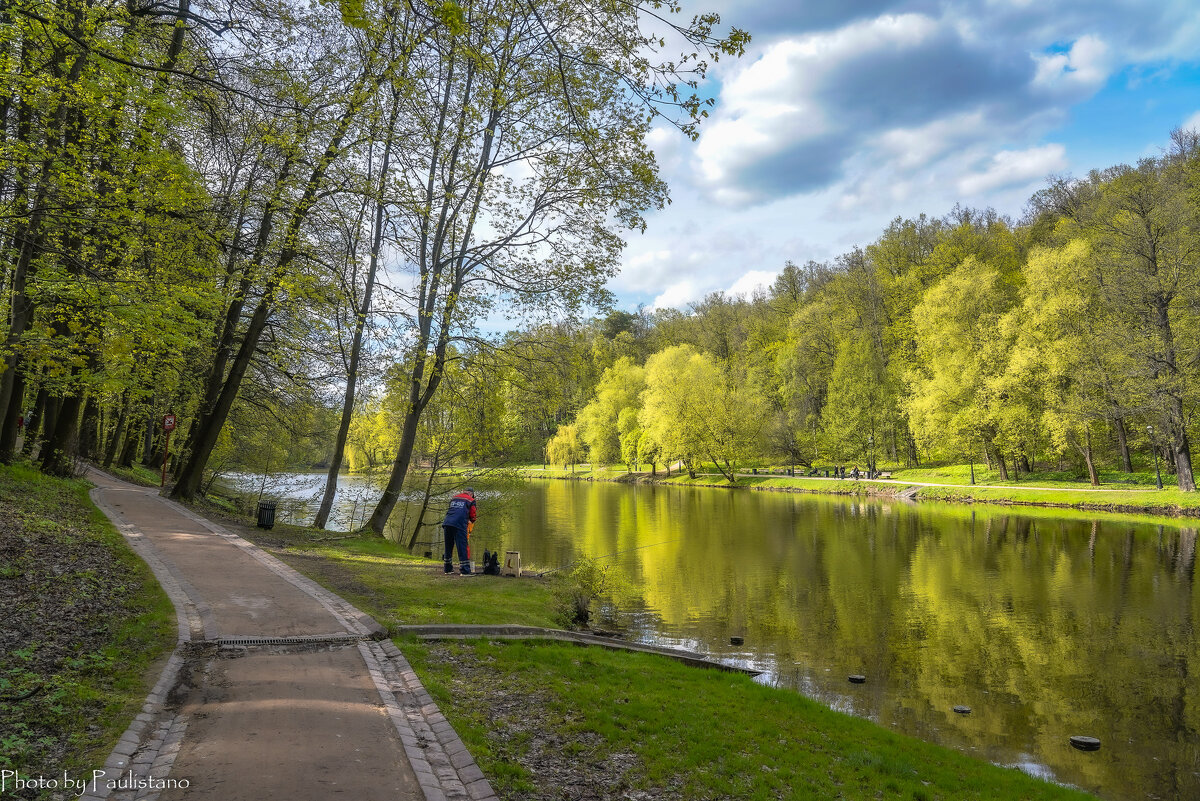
xmin=228 ymin=521 xmax=558 ymax=628
xmin=0 ymin=463 xmax=176 ymax=786
xmin=403 ymin=637 xmax=1095 ymax=801
xmin=107 ymin=462 xmax=162 ymax=488
xmin=513 ymin=463 xmax=632 ymax=480
xmin=890 ymin=463 xmax=1163 ymax=489
xmin=913 ymin=483 xmax=1200 ymax=511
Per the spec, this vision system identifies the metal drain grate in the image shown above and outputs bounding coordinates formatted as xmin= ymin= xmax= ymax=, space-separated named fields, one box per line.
xmin=214 ymin=633 xmax=370 ymax=646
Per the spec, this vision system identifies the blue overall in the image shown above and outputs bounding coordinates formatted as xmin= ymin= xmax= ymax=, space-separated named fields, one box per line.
xmin=442 ymin=492 xmax=476 ymax=573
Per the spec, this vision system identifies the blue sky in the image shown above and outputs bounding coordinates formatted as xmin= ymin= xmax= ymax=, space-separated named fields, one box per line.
xmin=610 ymin=0 xmax=1200 ymax=311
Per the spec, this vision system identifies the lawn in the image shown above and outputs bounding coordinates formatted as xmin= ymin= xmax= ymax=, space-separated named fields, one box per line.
xmin=223 ymin=520 xmax=559 ymax=629
xmin=0 ymin=463 xmax=176 ymax=794
xmin=403 ymin=637 xmax=1094 ymax=801
xmin=507 ymin=460 xmax=1200 ymax=517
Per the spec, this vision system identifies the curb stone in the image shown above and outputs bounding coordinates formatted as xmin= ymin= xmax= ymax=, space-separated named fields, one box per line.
xmin=86 ymin=469 xmax=492 ymax=801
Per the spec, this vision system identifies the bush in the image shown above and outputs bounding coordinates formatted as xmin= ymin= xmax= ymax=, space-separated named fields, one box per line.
xmin=551 ymin=557 xmax=630 ymax=629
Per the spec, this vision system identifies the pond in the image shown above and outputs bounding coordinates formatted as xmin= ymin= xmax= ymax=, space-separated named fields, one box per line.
xmin=226 ymin=472 xmax=1199 ymax=800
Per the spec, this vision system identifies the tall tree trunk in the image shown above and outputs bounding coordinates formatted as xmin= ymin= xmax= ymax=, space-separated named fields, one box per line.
xmin=364 ymin=44 xmax=503 ymax=534
xmin=78 ymin=394 xmax=100 ymax=461
xmin=0 ymin=42 xmax=90 ymax=430
xmin=1171 ymin=414 xmax=1196 ymax=491
xmin=41 ymin=392 xmax=83 ymax=476
xmin=314 ymin=89 xmax=400 ymax=529
xmin=141 ymin=414 xmax=156 ymax=465
xmin=176 ymin=158 xmax=292 ymax=477
xmin=994 ymin=449 xmax=1009 ymax=480
xmin=1150 ymin=295 xmax=1195 ymax=490
xmin=905 ymin=429 xmax=919 ymax=466
xmin=102 ymin=391 xmax=130 ymax=468
xmin=117 ymin=416 xmax=141 ymax=468
xmin=1083 ymin=429 xmax=1099 ymax=487
xmin=365 ymin=385 xmax=431 ymax=533
xmin=39 ymin=396 xmax=60 ymax=459
xmin=1113 ymin=416 xmax=1133 ymax=472
xmin=173 ymin=64 xmax=383 ymax=501
xmin=22 ymin=386 xmax=47 ymax=456
xmin=0 ymin=371 xmax=26 ymax=462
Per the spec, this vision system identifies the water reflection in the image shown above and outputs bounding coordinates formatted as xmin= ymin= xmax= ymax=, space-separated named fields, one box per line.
xmin=496 ymin=481 xmax=1198 ymax=801
xmin=227 ymin=473 xmax=1199 ymax=800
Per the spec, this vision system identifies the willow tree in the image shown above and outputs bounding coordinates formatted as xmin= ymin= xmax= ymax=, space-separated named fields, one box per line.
xmin=362 ymin=0 xmax=746 ymax=533
xmin=576 ymin=357 xmax=645 ymax=465
xmin=906 ymin=256 xmax=1021 ymax=476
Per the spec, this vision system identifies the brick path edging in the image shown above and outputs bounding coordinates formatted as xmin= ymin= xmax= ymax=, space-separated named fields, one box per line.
xmin=85 ymin=482 xmax=196 ymax=801
xmin=85 ymin=470 xmax=496 ymax=801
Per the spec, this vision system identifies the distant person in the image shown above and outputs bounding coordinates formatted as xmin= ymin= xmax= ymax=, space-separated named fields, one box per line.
xmin=442 ymin=487 xmax=477 ymax=575
xmin=17 ymin=415 xmax=23 ymax=434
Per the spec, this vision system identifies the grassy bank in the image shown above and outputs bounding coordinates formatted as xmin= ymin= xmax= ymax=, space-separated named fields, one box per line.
xmin=229 ymin=521 xmax=1095 ymax=800
xmin=404 ymin=637 xmax=1094 ymax=801
xmin=218 ymin=519 xmax=558 ymax=628
xmin=511 ymin=462 xmax=1200 ymax=517
xmin=0 ymin=463 xmax=175 ymax=794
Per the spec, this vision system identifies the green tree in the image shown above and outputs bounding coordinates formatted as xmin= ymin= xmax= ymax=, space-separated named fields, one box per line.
xmin=364 ymin=0 xmax=747 ymax=532
xmin=1079 ymin=161 xmax=1199 ymax=489
xmin=907 ymin=256 xmax=1021 ymax=475
xmin=639 ymin=345 xmax=765 ymax=482
xmin=576 ymin=358 xmax=645 ymax=466
xmin=547 ymin=423 xmax=585 ymax=471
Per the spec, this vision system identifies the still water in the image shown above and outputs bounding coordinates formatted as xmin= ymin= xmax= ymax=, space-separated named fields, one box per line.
xmin=231 ymin=473 xmax=1199 ymax=800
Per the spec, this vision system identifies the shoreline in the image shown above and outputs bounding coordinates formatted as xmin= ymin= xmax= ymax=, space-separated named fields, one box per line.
xmin=513 ymin=466 xmax=1200 ymax=521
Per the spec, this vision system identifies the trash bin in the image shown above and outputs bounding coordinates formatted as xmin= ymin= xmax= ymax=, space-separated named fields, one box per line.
xmin=256 ymin=500 xmax=276 ymax=529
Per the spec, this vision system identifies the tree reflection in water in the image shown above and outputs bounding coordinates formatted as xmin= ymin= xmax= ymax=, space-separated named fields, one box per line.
xmin=495 ymin=480 xmax=1199 ymax=801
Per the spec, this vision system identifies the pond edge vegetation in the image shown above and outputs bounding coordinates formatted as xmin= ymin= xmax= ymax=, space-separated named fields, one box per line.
xmin=507 ymin=464 xmax=1200 ymax=521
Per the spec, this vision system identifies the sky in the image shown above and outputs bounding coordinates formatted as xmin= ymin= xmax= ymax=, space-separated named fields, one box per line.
xmin=611 ymin=0 xmax=1200 ymax=312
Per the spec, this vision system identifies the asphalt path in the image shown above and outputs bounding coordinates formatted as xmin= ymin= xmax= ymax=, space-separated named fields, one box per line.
xmin=86 ymin=469 xmax=494 ymax=801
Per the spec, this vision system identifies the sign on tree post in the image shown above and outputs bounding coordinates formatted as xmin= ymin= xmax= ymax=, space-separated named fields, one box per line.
xmin=161 ymin=414 xmax=177 ymax=487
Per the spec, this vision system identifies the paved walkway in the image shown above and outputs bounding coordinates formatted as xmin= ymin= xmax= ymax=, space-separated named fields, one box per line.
xmin=85 ymin=469 xmax=496 ymax=801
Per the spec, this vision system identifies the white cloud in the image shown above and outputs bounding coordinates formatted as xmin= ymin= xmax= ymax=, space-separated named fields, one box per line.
xmin=873 ymin=111 xmax=989 ymax=170
xmin=646 ymin=126 xmax=687 ymax=182
xmin=651 ymin=279 xmax=701 ymax=310
xmin=1182 ymin=110 xmax=1200 ymax=133
xmin=1032 ymin=35 xmax=1112 ymax=97
xmin=956 ymin=144 xmax=1067 ymax=196
xmin=618 ymin=0 xmax=1200 ymax=311
xmin=692 ymin=11 xmax=1062 ymax=206
xmin=619 ymin=249 xmax=677 ymax=293
xmin=726 ymin=269 xmax=779 ymax=298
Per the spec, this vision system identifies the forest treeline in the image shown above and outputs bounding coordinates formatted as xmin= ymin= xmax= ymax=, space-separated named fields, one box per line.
xmin=3 ymin=0 xmax=1198 ymax=530
xmin=501 ymin=136 xmax=1200 ymax=490
xmin=0 ymin=0 xmax=746 ymax=530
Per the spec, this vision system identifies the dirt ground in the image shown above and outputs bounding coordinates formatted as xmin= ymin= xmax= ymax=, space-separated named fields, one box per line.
xmin=417 ymin=642 xmax=686 ymax=801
